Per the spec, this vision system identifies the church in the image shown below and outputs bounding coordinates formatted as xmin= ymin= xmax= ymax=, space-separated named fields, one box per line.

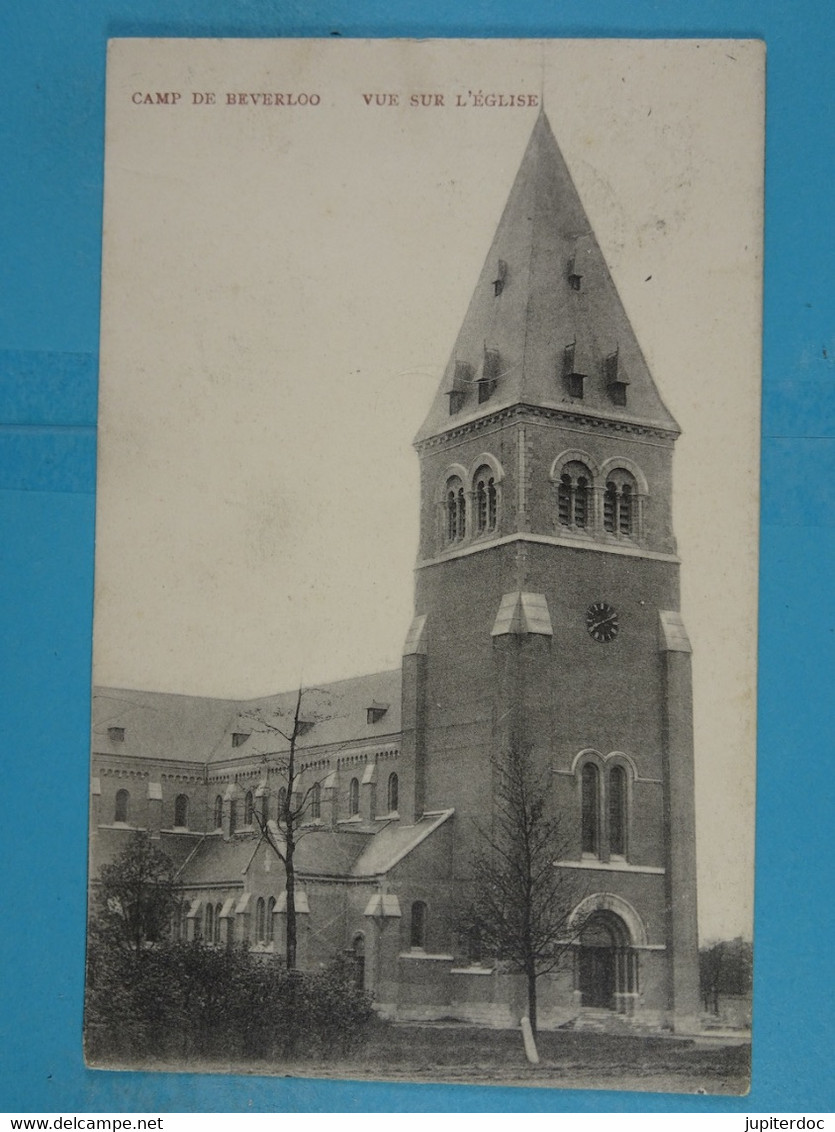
xmin=90 ymin=110 xmax=700 ymax=1032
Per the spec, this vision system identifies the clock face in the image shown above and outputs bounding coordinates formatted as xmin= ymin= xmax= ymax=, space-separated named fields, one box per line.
xmin=586 ymin=601 xmax=619 ymax=643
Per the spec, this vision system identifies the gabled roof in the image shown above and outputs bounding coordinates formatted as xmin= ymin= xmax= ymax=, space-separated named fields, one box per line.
xmin=212 ymin=668 xmax=402 ymax=765
xmin=415 ymin=110 xmax=679 ymax=444
xmin=91 ymin=668 xmax=403 ymax=768
xmin=351 ymin=809 xmax=454 ymax=877
xmin=266 ymin=825 xmax=373 ymax=878
xmin=92 ymin=688 xmax=240 ymax=764
xmin=174 ymin=812 xmax=453 ymax=886
xmin=176 ymin=833 xmax=260 ymax=885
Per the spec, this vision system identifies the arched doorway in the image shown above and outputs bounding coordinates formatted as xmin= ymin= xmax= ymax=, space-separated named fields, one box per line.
xmin=577 ymin=910 xmax=637 ymax=1011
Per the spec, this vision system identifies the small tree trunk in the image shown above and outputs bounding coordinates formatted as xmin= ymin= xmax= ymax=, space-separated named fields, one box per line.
xmin=527 ymin=963 xmax=538 ymax=1036
xmin=285 ymin=839 xmax=297 ymax=969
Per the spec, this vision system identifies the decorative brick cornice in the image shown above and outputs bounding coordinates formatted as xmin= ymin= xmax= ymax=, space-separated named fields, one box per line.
xmin=414 ymin=402 xmax=678 ymax=453
xmin=99 ymin=766 xmax=148 ymax=780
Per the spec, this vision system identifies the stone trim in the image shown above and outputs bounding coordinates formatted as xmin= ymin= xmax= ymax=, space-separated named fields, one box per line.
xmin=569 ymin=892 xmax=649 ymax=947
xmin=554 ymin=859 xmax=665 ymax=875
xmin=556 ymin=860 xmax=665 ymax=878
xmin=416 ymin=531 xmax=680 ymax=570
xmin=398 ymin=951 xmax=455 ymax=961
xmin=415 ymin=402 xmax=679 ymax=453
xmin=659 ymin=609 xmax=692 ymax=653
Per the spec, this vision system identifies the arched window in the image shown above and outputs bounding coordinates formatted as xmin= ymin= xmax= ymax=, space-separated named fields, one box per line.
xmin=557 ymin=461 xmax=592 ymax=530
xmin=214 ymin=902 xmax=222 ymax=944
xmin=608 ymin=765 xmax=627 ymax=856
xmin=387 ymin=772 xmax=399 ymax=814
xmin=213 ymin=794 xmax=223 ymax=829
xmin=266 ymin=896 xmax=276 ymax=943
xmin=603 ymin=470 xmax=638 ymax=537
xmin=603 ymin=482 xmax=617 ymax=532
xmin=114 ymin=788 xmax=129 ymax=824
xmin=277 ymin=786 xmax=287 ymax=821
xmin=228 ymin=799 xmax=237 ymax=836
xmin=410 ymin=901 xmax=427 ymax=949
xmin=255 ymin=897 xmax=266 ymax=943
xmin=349 ymin=777 xmax=360 ymax=817
xmin=474 ymin=465 xmax=498 ymax=534
xmin=581 ymin=764 xmax=600 ymax=855
xmin=464 ymin=928 xmax=483 ymax=966
xmin=244 ymin=790 xmax=254 ymax=825
xmin=310 ymin=781 xmax=321 ymax=820
xmin=260 ymin=794 xmax=270 ymax=823
xmin=174 ymin=793 xmax=188 ymax=828
xmin=445 ymin=476 xmax=466 ymax=542
xmin=205 ymin=902 xmax=214 ymax=943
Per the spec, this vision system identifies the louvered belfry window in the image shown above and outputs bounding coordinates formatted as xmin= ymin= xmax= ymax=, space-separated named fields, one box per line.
xmin=474 ymin=466 xmax=497 ymax=534
xmin=445 ymin=476 xmax=466 ymax=542
xmin=604 ymin=471 xmax=637 ymax=537
xmin=558 ymin=462 xmax=592 ymax=530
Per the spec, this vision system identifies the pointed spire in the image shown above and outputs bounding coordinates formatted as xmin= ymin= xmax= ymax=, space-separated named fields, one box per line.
xmin=416 ymin=112 xmax=678 ymax=443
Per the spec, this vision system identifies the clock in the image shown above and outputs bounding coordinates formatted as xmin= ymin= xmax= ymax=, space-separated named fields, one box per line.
xmin=586 ymin=601 xmax=619 ymax=643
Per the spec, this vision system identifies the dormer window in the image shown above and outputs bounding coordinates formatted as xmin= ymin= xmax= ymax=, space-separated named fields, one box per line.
xmin=296 ymin=719 xmax=315 ymax=737
xmin=447 ymin=360 xmax=471 ymax=416
xmin=479 ymin=348 xmax=500 ymax=403
xmin=567 ymin=373 xmax=584 ymax=398
xmin=108 ymin=726 xmax=125 ymax=743
xmin=231 ymin=732 xmax=249 ymax=748
xmin=562 ymin=342 xmax=585 ymax=400
xmin=605 ymin=349 xmax=629 ymax=406
xmin=567 ymin=255 xmax=582 ymax=291
xmin=367 ymin=703 xmax=389 ymax=725
xmin=492 ymin=259 xmax=508 ymax=296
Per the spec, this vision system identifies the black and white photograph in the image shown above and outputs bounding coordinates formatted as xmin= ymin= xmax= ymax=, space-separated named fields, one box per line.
xmin=87 ymin=37 xmax=763 ymax=1094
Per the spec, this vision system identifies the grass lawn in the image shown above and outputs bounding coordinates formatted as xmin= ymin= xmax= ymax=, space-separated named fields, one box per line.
xmin=101 ymin=1023 xmax=751 ymax=1096
xmin=294 ymin=1023 xmax=752 ymax=1095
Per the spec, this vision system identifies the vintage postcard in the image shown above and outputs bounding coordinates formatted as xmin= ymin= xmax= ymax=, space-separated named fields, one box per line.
xmin=88 ymin=38 xmax=763 ymax=1094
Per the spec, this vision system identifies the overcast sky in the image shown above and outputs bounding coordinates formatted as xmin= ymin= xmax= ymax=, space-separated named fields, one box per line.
xmin=95 ymin=39 xmax=763 ymax=941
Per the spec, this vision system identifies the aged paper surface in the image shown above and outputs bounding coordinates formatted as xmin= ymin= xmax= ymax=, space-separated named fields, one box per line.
xmin=90 ymin=39 xmax=762 ymax=1092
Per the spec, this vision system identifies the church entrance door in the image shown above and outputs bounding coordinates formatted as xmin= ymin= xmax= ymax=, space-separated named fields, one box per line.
xmin=579 ymin=943 xmax=616 ymax=1008
xmin=578 ymin=911 xmax=633 ymax=1011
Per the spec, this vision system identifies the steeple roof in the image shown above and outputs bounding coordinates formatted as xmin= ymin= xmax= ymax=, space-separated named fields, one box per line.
xmin=415 ymin=111 xmax=679 ymax=444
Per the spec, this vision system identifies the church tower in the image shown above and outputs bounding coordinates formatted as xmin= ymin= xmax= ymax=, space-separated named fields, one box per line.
xmin=401 ymin=111 xmax=700 ymax=1029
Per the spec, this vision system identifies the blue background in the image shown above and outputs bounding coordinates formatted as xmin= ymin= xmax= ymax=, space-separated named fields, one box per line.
xmin=1 ymin=0 xmax=832 ymax=1114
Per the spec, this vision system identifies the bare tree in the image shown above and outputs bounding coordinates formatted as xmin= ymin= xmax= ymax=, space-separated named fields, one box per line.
xmin=460 ymin=748 xmax=587 ymax=1035
xmin=244 ymin=687 xmax=329 ymax=970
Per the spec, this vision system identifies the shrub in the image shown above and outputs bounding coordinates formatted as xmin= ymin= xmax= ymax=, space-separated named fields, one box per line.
xmin=85 ymin=939 xmax=377 ymax=1065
